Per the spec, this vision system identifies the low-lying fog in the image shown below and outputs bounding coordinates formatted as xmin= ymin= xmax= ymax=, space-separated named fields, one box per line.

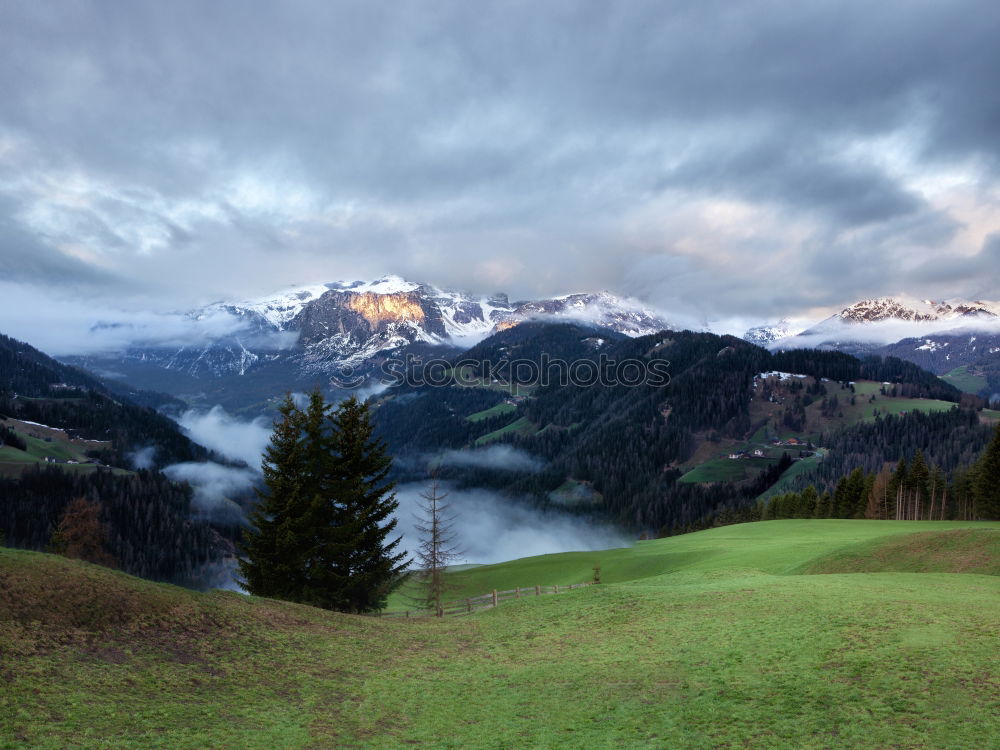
xmin=164 ymin=406 xmax=630 ymax=584
xmin=393 ymin=481 xmax=629 ymax=566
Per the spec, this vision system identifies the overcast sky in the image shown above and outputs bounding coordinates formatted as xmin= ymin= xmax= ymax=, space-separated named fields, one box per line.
xmin=2 ymin=0 xmax=999 ymax=344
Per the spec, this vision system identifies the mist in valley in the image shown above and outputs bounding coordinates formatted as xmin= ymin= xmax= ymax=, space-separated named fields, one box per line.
xmin=164 ymin=406 xmax=628 ymax=582
xmin=392 ymin=481 xmax=630 ymax=567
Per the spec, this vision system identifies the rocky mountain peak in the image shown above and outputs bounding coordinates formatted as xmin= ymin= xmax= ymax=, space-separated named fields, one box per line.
xmin=837 ymin=297 xmax=999 ymax=324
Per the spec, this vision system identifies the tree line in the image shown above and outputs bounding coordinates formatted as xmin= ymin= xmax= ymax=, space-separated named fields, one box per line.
xmin=753 ymin=424 xmax=1000 ymax=522
xmin=0 ymin=466 xmax=226 ymax=585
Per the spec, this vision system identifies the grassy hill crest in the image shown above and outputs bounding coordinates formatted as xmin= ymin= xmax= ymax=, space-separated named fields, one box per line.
xmin=3 ymin=520 xmax=999 ymax=748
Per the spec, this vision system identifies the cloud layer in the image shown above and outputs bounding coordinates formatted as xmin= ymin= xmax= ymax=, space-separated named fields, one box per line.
xmin=393 ymin=482 xmax=630 ymax=566
xmin=163 ymin=406 xmax=274 ymax=527
xmin=175 ymin=406 xmax=273 ymax=470
xmin=1 ymin=1 xmax=999 ymax=330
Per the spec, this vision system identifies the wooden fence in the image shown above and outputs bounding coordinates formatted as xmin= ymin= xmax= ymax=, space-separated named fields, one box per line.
xmin=377 ymin=581 xmax=594 ymax=619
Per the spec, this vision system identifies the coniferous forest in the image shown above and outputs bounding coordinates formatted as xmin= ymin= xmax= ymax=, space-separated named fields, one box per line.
xmin=0 ymin=333 xmax=231 ymax=585
xmin=372 ymin=325 xmax=998 ymax=535
xmin=0 ymin=467 xmax=224 ymax=585
xmin=3 ymin=321 xmax=999 ymax=588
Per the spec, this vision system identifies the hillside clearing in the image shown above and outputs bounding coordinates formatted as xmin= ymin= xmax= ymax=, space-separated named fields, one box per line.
xmin=473 ymin=416 xmax=538 ymax=445
xmin=939 ymin=365 xmax=987 ymax=394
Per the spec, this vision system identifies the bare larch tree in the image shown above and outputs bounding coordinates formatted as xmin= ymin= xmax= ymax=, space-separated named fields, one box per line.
xmin=412 ymin=477 xmax=462 ymax=616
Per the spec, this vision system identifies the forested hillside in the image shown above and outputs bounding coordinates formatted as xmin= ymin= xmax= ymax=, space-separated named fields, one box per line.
xmin=789 ymin=409 xmax=992 ymax=494
xmin=0 ymin=333 xmax=207 ymax=468
xmin=0 ymin=467 xmax=224 ymax=585
xmin=0 ymin=332 xmax=232 ymax=586
xmin=372 ymin=323 xmax=986 ymax=535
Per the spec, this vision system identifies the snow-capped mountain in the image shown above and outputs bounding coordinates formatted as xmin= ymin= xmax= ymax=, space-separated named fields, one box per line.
xmin=768 ymin=296 xmax=1000 ymax=353
xmin=742 ymin=320 xmax=801 ymax=347
xmin=834 ymin=297 xmax=1000 ymax=325
xmin=799 ymin=297 xmax=999 ymax=339
xmin=71 ymin=276 xmax=673 ymax=385
xmin=752 ymin=296 xmax=1000 ymax=390
xmin=217 ymin=278 xmax=669 ymax=345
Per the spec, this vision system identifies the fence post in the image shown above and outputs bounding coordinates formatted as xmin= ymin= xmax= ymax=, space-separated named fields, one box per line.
xmin=467 ymin=598 xmax=472 ymax=613
xmin=405 ymin=610 xmax=409 ymax=618
xmin=492 ymin=589 xmax=498 ymax=608
xmin=555 ymin=584 xmax=559 ymax=594
xmin=515 ymin=586 xmax=520 ymax=599
xmin=535 ymin=584 xmax=540 ymax=596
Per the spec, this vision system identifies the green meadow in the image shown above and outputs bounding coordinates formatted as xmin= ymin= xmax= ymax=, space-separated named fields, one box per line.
xmin=939 ymin=366 xmax=988 ymax=394
xmin=2 ymin=520 xmax=998 ymax=749
xmin=473 ymin=416 xmax=539 ymax=445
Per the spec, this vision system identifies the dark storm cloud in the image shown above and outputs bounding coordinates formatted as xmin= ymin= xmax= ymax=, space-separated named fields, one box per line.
xmin=0 ymin=195 xmax=122 ymax=287
xmin=907 ymin=233 xmax=1000 ymax=291
xmin=0 ymin=0 xmax=998 ymax=323
xmin=660 ymin=134 xmax=927 ymax=227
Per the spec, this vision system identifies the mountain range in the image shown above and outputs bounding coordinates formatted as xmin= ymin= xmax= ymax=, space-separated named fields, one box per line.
xmin=58 ymin=281 xmax=1000 ymax=406
xmin=65 ymin=276 xmax=673 ymax=407
xmin=745 ymin=297 xmax=1000 ymax=399
xmin=4 ymin=287 xmax=999 ymax=585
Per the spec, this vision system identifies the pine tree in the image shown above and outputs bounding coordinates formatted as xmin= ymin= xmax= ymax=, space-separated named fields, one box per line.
xmin=813 ymin=490 xmax=831 ymax=519
xmin=240 ymin=392 xmax=409 ymax=612
xmin=908 ymin=450 xmax=930 ymax=520
xmin=239 ymin=394 xmax=309 ymax=599
xmin=973 ymin=425 xmax=1000 ymax=519
xmin=890 ymin=458 xmax=908 ymax=520
xmin=843 ymin=468 xmax=867 ymax=519
xmin=797 ymin=486 xmax=818 ymax=518
xmin=321 ymin=396 xmax=409 ymax=613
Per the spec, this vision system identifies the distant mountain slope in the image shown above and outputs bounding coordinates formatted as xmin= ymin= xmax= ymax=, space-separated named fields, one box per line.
xmin=743 ymin=320 xmax=801 ymax=347
xmin=0 ymin=332 xmax=207 ymax=469
xmin=833 ymin=297 xmax=1000 ymax=324
xmin=762 ymin=296 xmax=1000 ymax=348
xmin=746 ymin=296 xmax=1000 ymax=400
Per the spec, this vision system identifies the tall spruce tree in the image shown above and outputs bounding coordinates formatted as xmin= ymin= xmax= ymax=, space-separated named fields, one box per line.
xmin=239 ymin=394 xmax=309 ymax=599
xmin=973 ymin=425 xmax=1000 ymax=519
xmin=322 ymin=396 xmax=409 ymax=612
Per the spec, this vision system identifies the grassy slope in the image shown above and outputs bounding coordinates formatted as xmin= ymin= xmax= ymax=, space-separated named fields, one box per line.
xmin=750 ymin=379 xmax=958 ymax=443
xmin=939 ymin=366 xmax=988 ymax=394
xmin=473 ymin=416 xmax=538 ymax=445
xmin=0 ymin=420 xmax=119 ymax=477
xmin=678 ymin=455 xmax=778 ymax=483
xmin=3 ymin=520 xmax=999 ymax=749
xmin=755 ymin=452 xmax=824 ymax=499
xmin=803 ymin=528 xmax=1000 ymax=575
xmin=465 ymin=402 xmax=516 ymax=423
